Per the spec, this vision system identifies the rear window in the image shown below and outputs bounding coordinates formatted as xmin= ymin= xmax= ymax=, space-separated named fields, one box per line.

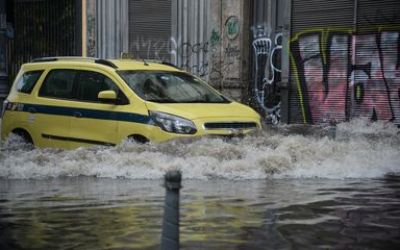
xmin=15 ymin=71 xmax=43 ymax=93
xmin=39 ymin=69 xmax=76 ymax=99
xmin=38 ymin=69 xmax=128 ymax=104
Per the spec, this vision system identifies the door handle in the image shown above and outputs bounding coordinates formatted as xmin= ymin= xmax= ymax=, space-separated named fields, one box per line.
xmin=73 ymin=112 xmax=82 ymax=118
xmin=28 ymin=107 xmax=36 ymax=113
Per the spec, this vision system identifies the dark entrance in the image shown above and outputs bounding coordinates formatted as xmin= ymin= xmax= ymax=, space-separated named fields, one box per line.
xmin=6 ymin=0 xmax=81 ymax=83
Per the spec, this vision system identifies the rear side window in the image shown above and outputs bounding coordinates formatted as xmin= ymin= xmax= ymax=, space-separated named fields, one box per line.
xmin=16 ymin=71 xmax=43 ymax=93
xmin=39 ymin=70 xmax=76 ymax=99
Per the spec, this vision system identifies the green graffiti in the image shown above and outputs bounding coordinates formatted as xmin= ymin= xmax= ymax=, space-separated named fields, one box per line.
xmin=210 ymin=29 xmax=220 ymax=47
xmin=225 ymin=16 xmax=239 ymax=40
xmin=355 ymin=83 xmax=363 ymax=104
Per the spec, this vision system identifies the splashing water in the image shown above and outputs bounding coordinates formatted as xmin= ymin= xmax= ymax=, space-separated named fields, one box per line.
xmin=1 ymin=119 xmax=399 ymax=180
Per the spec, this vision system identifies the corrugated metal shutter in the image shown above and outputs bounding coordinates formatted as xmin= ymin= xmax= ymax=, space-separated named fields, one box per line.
xmin=353 ymin=0 xmax=400 ymax=124
xmin=356 ymin=0 xmax=400 ymax=28
xmin=128 ymin=0 xmax=172 ymax=61
xmin=292 ymin=0 xmax=354 ymax=33
xmin=290 ymin=0 xmax=354 ymax=124
xmin=290 ymin=0 xmax=400 ymax=125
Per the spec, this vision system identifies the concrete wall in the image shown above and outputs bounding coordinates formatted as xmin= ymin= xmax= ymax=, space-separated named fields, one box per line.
xmin=207 ymin=0 xmax=251 ymax=100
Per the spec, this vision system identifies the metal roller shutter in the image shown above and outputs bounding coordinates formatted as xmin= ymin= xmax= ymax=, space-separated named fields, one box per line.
xmin=128 ymin=0 xmax=172 ymax=61
xmin=356 ymin=0 xmax=400 ymax=28
xmin=292 ymin=0 xmax=354 ymax=33
xmin=353 ymin=0 xmax=400 ymax=124
xmin=290 ymin=0 xmax=354 ymax=124
xmin=290 ymin=0 xmax=400 ymax=125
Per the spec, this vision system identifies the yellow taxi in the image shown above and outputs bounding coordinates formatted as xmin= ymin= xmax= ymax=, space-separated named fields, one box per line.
xmin=1 ymin=57 xmax=261 ymax=149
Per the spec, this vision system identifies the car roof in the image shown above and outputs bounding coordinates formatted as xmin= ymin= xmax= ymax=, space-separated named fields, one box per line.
xmin=109 ymin=59 xmax=181 ymax=71
xmin=24 ymin=57 xmax=182 ymax=72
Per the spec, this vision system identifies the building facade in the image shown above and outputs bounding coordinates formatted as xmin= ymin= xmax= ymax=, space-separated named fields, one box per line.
xmin=2 ymin=0 xmax=400 ymax=126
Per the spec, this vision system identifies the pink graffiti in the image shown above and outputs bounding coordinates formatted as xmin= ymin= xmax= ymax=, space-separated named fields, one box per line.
xmin=381 ymin=31 xmax=400 ymax=124
xmin=294 ymin=30 xmax=400 ymax=124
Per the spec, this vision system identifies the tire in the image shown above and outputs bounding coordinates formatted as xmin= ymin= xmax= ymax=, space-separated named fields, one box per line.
xmin=13 ymin=129 xmax=34 ymax=148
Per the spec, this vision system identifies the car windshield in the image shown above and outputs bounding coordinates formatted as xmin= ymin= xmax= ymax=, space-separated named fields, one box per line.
xmin=118 ymin=71 xmax=230 ymax=103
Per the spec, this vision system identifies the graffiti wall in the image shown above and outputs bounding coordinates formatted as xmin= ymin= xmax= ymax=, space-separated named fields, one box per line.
xmin=251 ymin=24 xmax=282 ymax=124
xmin=91 ymin=0 xmax=400 ymax=126
xmin=126 ymin=32 xmax=242 ymax=90
xmin=291 ymin=28 xmax=400 ymax=124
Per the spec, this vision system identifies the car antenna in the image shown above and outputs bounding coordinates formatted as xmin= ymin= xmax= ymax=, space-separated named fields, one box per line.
xmin=143 ymin=59 xmax=149 ymax=66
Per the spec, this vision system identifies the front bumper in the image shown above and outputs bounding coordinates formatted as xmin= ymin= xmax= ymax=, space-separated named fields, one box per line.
xmin=149 ymin=117 xmax=262 ymax=142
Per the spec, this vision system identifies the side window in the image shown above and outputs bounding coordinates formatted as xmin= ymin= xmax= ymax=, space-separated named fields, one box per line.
xmin=76 ymin=71 xmax=127 ymax=103
xmin=16 ymin=71 xmax=43 ymax=94
xmin=39 ymin=70 xmax=76 ymax=99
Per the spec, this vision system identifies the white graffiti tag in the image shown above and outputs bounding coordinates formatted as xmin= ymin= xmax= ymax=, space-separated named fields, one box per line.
xmin=251 ymin=25 xmax=282 ymax=124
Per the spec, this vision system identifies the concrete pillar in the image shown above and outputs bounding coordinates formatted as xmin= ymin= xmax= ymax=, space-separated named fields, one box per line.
xmin=208 ymin=0 xmax=251 ymax=101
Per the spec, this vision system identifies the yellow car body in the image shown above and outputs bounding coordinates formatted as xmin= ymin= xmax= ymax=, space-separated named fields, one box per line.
xmin=1 ymin=57 xmax=261 ymax=149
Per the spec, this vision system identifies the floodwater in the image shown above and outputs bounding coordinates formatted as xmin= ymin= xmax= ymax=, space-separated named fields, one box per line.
xmin=0 ymin=119 xmax=399 ymax=249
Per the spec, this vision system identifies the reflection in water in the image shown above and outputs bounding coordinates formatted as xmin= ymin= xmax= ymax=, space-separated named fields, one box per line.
xmin=0 ymin=177 xmax=399 ymax=249
xmin=0 ymin=178 xmax=165 ymax=249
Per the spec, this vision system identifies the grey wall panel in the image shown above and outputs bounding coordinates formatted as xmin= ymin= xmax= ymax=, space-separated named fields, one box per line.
xmin=96 ymin=0 xmax=129 ymax=59
xmin=173 ymin=0 xmax=209 ymax=75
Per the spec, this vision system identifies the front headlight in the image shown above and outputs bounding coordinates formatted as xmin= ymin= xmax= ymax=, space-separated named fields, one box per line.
xmin=150 ymin=111 xmax=197 ymax=134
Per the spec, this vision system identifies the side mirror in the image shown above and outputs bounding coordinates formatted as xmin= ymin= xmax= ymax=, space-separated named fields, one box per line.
xmin=98 ymin=90 xmax=117 ymax=104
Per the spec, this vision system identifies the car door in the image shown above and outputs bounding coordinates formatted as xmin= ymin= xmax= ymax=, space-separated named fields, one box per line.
xmin=36 ymin=69 xmax=76 ymax=149
xmin=68 ymin=70 xmax=125 ymax=147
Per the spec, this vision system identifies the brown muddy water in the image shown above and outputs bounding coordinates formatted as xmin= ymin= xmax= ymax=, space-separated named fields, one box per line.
xmin=0 ymin=119 xmax=399 ymax=249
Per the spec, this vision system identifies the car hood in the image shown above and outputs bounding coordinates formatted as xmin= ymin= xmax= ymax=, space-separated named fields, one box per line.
xmin=145 ymin=101 xmax=260 ymax=120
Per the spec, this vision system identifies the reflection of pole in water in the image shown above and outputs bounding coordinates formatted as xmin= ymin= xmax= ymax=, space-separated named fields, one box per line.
xmin=263 ymin=208 xmax=291 ymax=249
xmin=161 ymin=170 xmax=182 ymax=250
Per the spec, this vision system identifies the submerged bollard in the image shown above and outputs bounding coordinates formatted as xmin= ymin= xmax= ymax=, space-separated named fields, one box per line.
xmin=161 ymin=170 xmax=182 ymax=250
xmin=328 ymin=123 xmax=337 ymax=139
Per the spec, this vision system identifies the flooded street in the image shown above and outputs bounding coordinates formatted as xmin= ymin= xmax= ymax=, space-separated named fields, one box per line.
xmin=1 ymin=119 xmax=400 ymax=249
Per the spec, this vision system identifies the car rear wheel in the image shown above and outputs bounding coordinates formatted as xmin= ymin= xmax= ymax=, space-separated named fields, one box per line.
xmin=12 ymin=129 xmax=34 ymax=148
